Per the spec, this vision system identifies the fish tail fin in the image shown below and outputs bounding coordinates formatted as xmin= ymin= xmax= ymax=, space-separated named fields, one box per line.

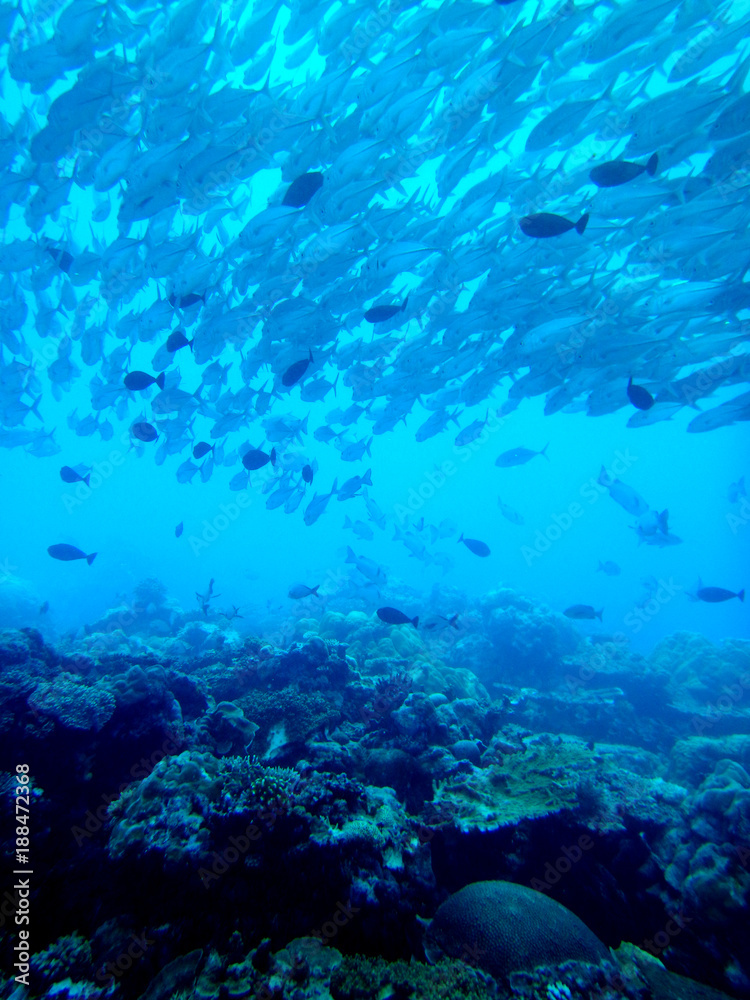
xmin=646 ymin=152 xmax=658 ymax=176
xmin=31 ymin=395 xmax=43 ymax=420
xmin=156 ymin=372 xmax=166 ymax=390
xmin=87 ymin=552 xmax=97 ymax=566
xmin=270 ymin=447 xmax=276 ymax=466
xmin=362 ymin=468 xmax=372 ymax=486
xmin=189 ymin=338 xmax=195 ymax=352
xmin=345 ymin=546 xmax=356 ymax=563
xmin=576 ymin=213 xmax=589 ymax=235
xmin=401 ymin=295 xmax=409 ymax=311
xmin=658 ymin=509 xmax=669 ymax=534
xmin=412 ymin=616 xmax=419 ymax=628
xmin=366 ymin=437 xmax=373 ymax=457
xmin=597 ymin=465 xmax=612 ymax=487
xmin=311 ymin=584 xmax=320 ymax=596
xmin=541 ymin=442 xmax=550 ymax=461
xmin=596 ymin=608 xmax=603 ymax=621
xmin=308 ymin=348 xmax=313 ymax=361
xmin=83 ymin=473 xmax=91 ymax=487
xmin=259 ymin=68 xmax=273 ymax=97
xmin=333 ymin=372 xmax=339 ymax=396
xmin=738 ymin=589 xmax=745 ymax=603
xmin=457 ymin=532 xmax=464 ymax=544
xmin=344 ymin=515 xmax=352 ymax=528
xmin=449 ymin=613 xmax=459 ymax=629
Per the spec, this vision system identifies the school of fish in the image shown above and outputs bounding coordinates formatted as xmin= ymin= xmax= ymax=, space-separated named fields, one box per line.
xmin=1 ymin=0 xmax=749 ymax=603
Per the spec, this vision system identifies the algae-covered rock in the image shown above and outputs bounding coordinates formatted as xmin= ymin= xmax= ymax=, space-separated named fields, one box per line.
xmin=28 ymin=672 xmax=116 ymax=731
xmin=669 ymin=735 xmax=750 ymax=784
xmin=615 ymin=943 xmax=739 ymax=1000
xmin=139 ymin=948 xmax=202 ymax=1000
xmin=107 ymin=750 xmax=221 ymax=863
xmin=650 ymin=632 xmax=750 ymax=714
xmin=331 ymin=954 xmax=497 ymax=1000
xmin=31 ymin=931 xmax=93 ymax=987
xmin=431 ymin=735 xmax=679 ymax=834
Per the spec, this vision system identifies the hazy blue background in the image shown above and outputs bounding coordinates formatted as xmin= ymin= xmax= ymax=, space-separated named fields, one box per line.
xmin=2 ymin=374 xmax=747 ymax=655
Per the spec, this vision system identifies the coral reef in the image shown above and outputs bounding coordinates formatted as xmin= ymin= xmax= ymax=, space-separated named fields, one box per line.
xmin=1 ymin=578 xmax=749 ymax=1000
xmin=29 ymin=673 xmax=116 ymax=731
xmin=331 ymin=955 xmax=497 ymax=1000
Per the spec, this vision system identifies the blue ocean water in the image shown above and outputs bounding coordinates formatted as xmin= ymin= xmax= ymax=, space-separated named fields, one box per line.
xmin=1 ymin=1 xmax=750 ymax=999
xmin=0 ymin=4 xmax=747 ymax=648
xmin=1 ymin=381 xmax=748 ymax=650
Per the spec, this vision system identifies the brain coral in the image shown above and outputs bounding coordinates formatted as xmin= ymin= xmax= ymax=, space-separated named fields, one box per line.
xmin=424 ymin=880 xmax=609 ymax=983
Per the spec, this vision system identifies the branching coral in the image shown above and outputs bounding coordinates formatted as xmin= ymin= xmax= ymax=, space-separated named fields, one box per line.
xmin=107 ymin=751 xmax=304 ymax=864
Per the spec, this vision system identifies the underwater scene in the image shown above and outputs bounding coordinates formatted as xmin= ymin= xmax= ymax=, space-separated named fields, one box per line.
xmin=1 ymin=0 xmax=750 ymax=999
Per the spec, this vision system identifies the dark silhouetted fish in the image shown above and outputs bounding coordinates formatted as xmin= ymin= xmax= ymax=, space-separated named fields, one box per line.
xmin=175 ymin=521 xmax=184 ymax=537
xmin=302 ymin=464 xmax=314 ymax=484
xmin=48 ymin=543 xmax=97 ymax=565
xmin=282 ymin=349 xmax=313 ymax=387
xmin=282 ymin=171 xmax=323 ymax=207
xmin=696 ymin=586 xmax=744 ymax=603
xmin=564 ymin=604 xmax=603 ymax=621
xmin=242 ymin=447 xmax=276 ymax=470
xmin=520 ymin=213 xmax=589 ymax=237
xmin=627 ymin=377 xmax=655 ymax=410
xmin=304 ymin=479 xmax=338 ymax=526
xmin=168 ymin=291 xmax=205 ymax=309
xmin=39 ymin=600 xmax=50 ymax=614
xmin=288 ymin=583 xmax=320 ymax=599
xmin=364 ymin=296 xmax=409 ymax=324
xmin=124 ymin=371 xmax=166 ymax=391
xmin=192 ymin=442 xmax=214 ymax=459
xmin=590 ymin=153 xmax=658 ymax=187
xmin=377 ymin=606 xmax=419 ymax=627
xmin=132 ymin=422 xmax=158 ymax=442
xmin=60 ymin=465 xmax=90 ymax=486
xmin=496 ymin=444 xmax=549 ymax=466
xmin=166 ymin=330 xmax=194 ymax=352
xmin=46 ymin=246 xmax=74 ymax=272
xmin=458 ymin=534 xmax=490 ymax=557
